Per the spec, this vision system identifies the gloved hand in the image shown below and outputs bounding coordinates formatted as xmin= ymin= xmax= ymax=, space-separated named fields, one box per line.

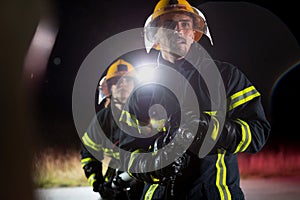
xmin=82 ymin=161 xmax=104 ymax=192
xmin=131 ymin=157 xmax=189 ymax=184
xmin=215 ymin=120 xmax=240 ymax=153
xmin=168 ymin=110 xmax=210 ymax=155
xmin=128 ymin=111 xmax=210 ymax=184
xmin=146 ymin=129 xmax=191 ymax=183
xmin=177 ymin=111 xmax=242 ymax=155
xmin=152 ymin=110 xmax=210 ymax=157
xmin=128 ymin=143 xmax=190 ymax=184
xmin=154 ymin=152 xmax=190 ymax=183
xmin=98 ymin=181 xmax=119 ymax=199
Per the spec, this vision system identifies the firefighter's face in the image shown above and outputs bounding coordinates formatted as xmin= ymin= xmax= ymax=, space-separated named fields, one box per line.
xmin=110 ymin=76 xmax=135 ymax=104
xmin=156 ymin=12 xmax=195 ymax=58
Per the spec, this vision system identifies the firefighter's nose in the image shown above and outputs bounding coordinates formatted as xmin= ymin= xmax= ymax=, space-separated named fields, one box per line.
xmin=174 ymin=23 xmax=184 ymax=35
xmin=118 ymin=77 xmax=127 ymax=86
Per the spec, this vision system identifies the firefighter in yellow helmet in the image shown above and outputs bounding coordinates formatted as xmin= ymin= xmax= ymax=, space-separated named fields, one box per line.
xmin=144 ymin=0 xmax=213 ymax=53
xmin=121 ymin=0 xmax=271 ymax=200
xmin=97 ymin=59 xmax=136 ymax=111
xmin=80 ymin=59 xmax=144 ymax=200
xmin=105 ymin=59 xmax=136 ymax=108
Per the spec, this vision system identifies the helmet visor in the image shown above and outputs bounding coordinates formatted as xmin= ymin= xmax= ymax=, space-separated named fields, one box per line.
xmin=144 ymin=6 xmax=213 ymax=53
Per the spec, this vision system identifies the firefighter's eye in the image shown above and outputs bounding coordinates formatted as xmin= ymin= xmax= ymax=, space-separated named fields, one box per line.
xmin=181 ymin=22 xmax=190 ymax=29
xmin=162 ymin=20 xmax=175 ymax=29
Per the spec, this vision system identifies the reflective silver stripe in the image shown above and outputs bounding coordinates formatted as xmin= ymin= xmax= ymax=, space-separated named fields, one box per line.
xmin=216 ymin=149 xmax=231 ymax=200
xmin=82 ymin=132 xmax=102 ymax=151
xmin=228 ymin=86 xmax=260 ymax=111
xmin=144 ymin=184 xmax=159 ymax=200
xmin=234 ymin=119 xmax=252 ymax=153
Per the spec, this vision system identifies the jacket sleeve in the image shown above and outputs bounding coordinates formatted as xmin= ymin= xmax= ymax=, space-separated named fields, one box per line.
xmin=80 ymin=141 xmax=103 ymax=186
xmin=81 ymin=113 xmax=105 ymax=161
xmin=216 ymin=64 xmax=271 ymax=154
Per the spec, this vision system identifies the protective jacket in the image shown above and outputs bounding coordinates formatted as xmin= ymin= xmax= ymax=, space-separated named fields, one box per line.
xmin=119 ymin=45 xmax=271 ymax=200
xmin=80 ymin=103 xmax=144 ymax=200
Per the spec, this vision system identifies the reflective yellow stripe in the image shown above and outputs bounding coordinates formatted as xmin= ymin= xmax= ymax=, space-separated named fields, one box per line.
xmin=216 ymin=150 xmax=231 ymax=200
xmin=104 ymin=168 xmax=116 ymax=182
xmin=205 ymin=111 xmax=217 ymax=116
xmin=88 ymin=173 xmax=96 ymax=186
xmin=81 ymin=157 xmax=95 ymax=168
xmin=204 ymin=111 xmax=219 ymax=141
xmin=120 ymin=110 xmax=134 ymax=127
xmin=82 ymin=132 xmax=102 ymax=151
xmin=103 ymin=148 xmax=120 ymax=159
xmin=228 ymin=86 xmax=260 ymax=111
xmin=82 ymin=133 xmax=120 ymax=159
xmin=120 ymin=110 xmax=140 ymax=128
xmin=128 ymin=149 xmax=142 ymax=177
xmin=210 ymin=115 xmax=219 ymax=141
xmin=119 ymin=110 xmax=142 ymax=134
xmin=234 ymin=119 xmax=252 ymax=153
xmin=150 ymin=118 xmax=166 ymax=132
xmin=144 ymin=184 xmax=159 ymax=200
xmin=150 ymin=175 xmax=160 ymax=183
xmin=113 ymin=152 xmax=120 ymax=159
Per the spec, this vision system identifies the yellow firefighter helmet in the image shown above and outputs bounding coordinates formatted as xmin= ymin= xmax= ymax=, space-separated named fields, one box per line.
xmin=106 ymin=59 xmax=135 ymax=80
xmin=144 ymin=0 xmax=213 ymax=52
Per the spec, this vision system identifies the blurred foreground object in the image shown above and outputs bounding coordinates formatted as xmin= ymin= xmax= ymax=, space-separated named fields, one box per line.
xmin=0 ymin=0 xmax=56 ymax=199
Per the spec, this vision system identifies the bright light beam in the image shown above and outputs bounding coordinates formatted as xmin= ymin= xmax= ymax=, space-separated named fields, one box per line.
xmin=136 ymin=64 xmax=157 ymax=83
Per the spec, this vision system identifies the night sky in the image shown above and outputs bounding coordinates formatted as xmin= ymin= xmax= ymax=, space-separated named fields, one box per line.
xmin=30 ymin=0 xmax=300 ymax=149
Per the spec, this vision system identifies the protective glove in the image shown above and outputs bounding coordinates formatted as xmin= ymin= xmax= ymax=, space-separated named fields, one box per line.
xmin=128 ymin=111 xmax=210 ymax=184
xmin=215 ymin=120 xmax=240 ymax=153
xmin=153 ymin=152 xmax=190 ymax=183
xmin=166 ymin=110 xmax=210 ymax=155
xmin=82 ymin=161 xmax=104 ymax=192
xmin=186 ymin=111 xmax=210 ymax=153
xmin=132 ymin=131 xmax=190 ymax=183
xmin=176 ymin=111 xmax=241 ymax=154
xmin=98 ymin=182 xmax=119 ymax=199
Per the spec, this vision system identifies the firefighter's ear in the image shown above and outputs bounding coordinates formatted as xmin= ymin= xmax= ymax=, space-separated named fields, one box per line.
xmin=192 ymin=30 xmax=196 ymax=40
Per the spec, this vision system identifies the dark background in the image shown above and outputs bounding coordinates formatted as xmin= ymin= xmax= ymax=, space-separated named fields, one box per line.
xmin=27 ymin=0 xmax=300 ymax=150
xmin=3 ymin=1 xmax=298 ymax=199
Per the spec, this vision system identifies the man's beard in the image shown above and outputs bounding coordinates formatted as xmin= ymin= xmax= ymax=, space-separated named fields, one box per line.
xmin=116 ymin=89 xmax=130 ymax=104
xmin=164 ymin=35 xmax=192 ymax=57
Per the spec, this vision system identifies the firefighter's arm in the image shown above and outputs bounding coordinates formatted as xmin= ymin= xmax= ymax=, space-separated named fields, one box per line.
xmin=127 ymin=146 xmax=189 ymax=184
xmin=217 ymin=95 xmax=271 ymax=154
xmin=188 ymin=64 xmax=271 ymax=154
xmin=80 ymin=143 xmax=104 ymax=192
xmin=81 ymin=112 xmax=105 ymax=160
xmin=197 ymin=91 xmax=271 ymax=154
xmin=176 ymin=98 xmax=270 ymax=155
xmin=217 ymin=65 xmax=271 ymax=154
